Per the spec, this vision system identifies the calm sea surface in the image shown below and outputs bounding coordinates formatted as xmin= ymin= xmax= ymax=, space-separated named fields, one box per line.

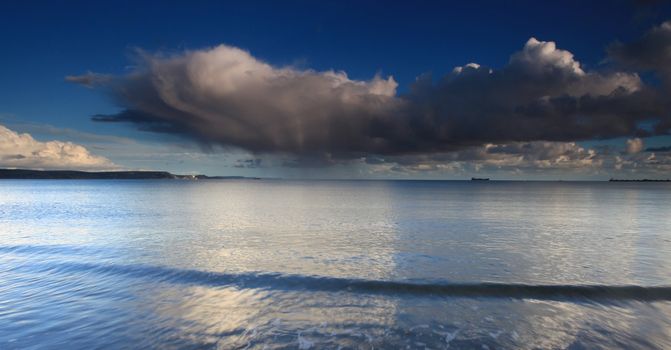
xmin=1 ymin=180 xmax=670 ymax=349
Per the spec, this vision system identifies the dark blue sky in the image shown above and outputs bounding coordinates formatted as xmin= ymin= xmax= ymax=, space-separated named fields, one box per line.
xmin=1 ymin=1 xmax=671 ymax=178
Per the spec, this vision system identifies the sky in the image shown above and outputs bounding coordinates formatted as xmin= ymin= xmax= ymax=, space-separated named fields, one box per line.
xmin=2 ymin=0 xmax=671 ymax=179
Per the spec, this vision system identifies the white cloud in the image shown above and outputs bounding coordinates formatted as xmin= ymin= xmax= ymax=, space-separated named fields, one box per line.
xmin=626 ymin=138 xmax=644 ymax=154
xmin=452 ymin=62 xmax=483 ymax=74
xmin=0 ymin=124 xmax=116 ymax=170
xmin=507 ymin=38 xmax=641 ymax=96
xmin=510 ymin=37 xmax=585 ymax=76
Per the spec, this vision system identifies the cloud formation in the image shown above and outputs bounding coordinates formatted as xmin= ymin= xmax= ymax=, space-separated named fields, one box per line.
xmin=607 ymin=21 xmax=671 ymax=135
xmin=366 ymin=141 xmax=602 ymax=175
xmin=0 ymin=124 xmax=116 ymax=170
xmin=608 ymin=21 xmax=671 ymax=83
xmin=646 ymin=145 xmax=671 ymax=152
xmin=83 ymin=45 xmax=399 ymax=156
xmin=362 ymin=139 xmax=671 ymax=178
xmin=69 ymin=23 xmax=671 ymax=169
xmin=399 ymin=37 xmax=656 ymax=151
xmin=613 ymin=149 xmax=671 ymax=174
xmin=626 ymin=138 xmax=644 ymax=154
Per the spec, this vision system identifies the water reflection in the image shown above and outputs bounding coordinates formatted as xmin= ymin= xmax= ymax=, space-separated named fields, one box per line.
xmin=1 ymin=180 xmax=670 ymax=348
xmin=383 ymin=181 xmax=671 ymax=348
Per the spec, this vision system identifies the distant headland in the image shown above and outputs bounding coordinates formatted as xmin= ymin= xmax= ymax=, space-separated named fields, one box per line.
xmin=0 ymin=168 xmax=259 ymax=180
xmin=609 ymin=178 xmax=671 ymax=182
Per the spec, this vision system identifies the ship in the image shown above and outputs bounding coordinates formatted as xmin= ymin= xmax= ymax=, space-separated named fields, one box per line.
xmin=471 ymin=177 xmax=490 ymax=181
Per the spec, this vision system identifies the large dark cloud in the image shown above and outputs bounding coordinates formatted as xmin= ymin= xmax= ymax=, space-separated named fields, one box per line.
xmin=73 ymin=46 xmax=400 ymax=156
xmin=69 ymin=28 xmax=671 ymax=164
xmin=607 ymin=20 xmax=671 ymax=134
xmin=398 ymin=38 xmax=663 ymax=151
xmin=608 ymin=20 xmax=671 ymax=82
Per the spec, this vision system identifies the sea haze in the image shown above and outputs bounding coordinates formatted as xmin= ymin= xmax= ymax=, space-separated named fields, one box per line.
xmin=1 ymin=180 xmax=670 ymax=349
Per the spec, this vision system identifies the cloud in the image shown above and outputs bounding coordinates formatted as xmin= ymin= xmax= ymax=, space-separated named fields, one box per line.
xmin=626 ymin=138 xmax=645 ymax=154
xmin=64 ymin=72 xmax=112 ymax=88
xmin=607 ymin=20 xmax=671 ymax=138
xmin=364 ymin=139 xmax=671 ymax=178
xmin=645 ymin=145 xmax=671 ymax=152
xmin=233 ymin=158 xmax=262 ymax=168
xmin=82 ymin=45 xmax=400 ymax=157
xmin=608 ymin=21 xmax=671 ymax=83
xmin=0 ymin=124 xmax=116 ymax=170
xmin=69 ymin=27 xmax=671 ymax=166
xmin=613 ymin=149 xmax=671 ymax=174
xmin=399 ymin=37 xmax=656 ymax=151
xmin=369 ymin=141 xmax=602 ymax=174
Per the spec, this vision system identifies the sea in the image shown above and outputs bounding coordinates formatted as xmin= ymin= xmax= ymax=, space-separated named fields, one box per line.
xmin=1 ymin=180 xmax=670 ymax=349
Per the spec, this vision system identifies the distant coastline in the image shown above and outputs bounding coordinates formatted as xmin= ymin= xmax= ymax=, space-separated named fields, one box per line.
xmin=0 ymin=168 xmax=259 ymax=180
xmin=2 ymin=169 xmax=669 ymax=182
xmin=609 ymin=178 xmax=671 ymax=182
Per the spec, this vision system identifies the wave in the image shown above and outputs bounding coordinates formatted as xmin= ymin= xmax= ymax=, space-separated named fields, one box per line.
xmin=0 ymin=244 xmax=115 ymax=257
xmin=5 ymin=259 xmax=670 ymax=302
